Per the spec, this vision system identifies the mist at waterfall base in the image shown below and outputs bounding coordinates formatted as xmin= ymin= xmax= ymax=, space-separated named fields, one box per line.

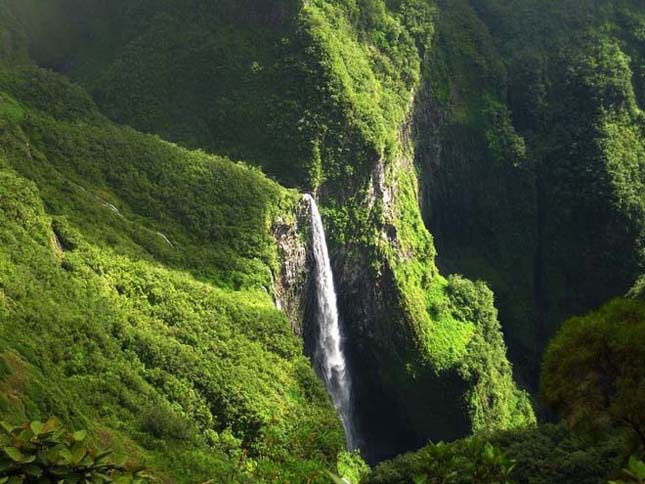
xmin=304 ymin=194 xmax=358 ymax=451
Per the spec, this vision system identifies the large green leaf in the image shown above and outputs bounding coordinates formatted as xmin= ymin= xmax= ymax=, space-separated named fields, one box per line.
xmin=3 ymin=446 xmax=35 ymax=464
xmin=41 ymin=417 xmax=62 ymax=434
xmin=0 ymin=422 xmax=16 ymax=434
xmin=23 ymin=464 xmax=43 ymax=477
xmin=325 ymin=470 xmax=349 ymax=484
xmin=29 ymin=421 xmax=44 ymax=436
xmin=72 ymin=446 xmax=87 ymax=465
xmin=628 ymin=456 xmax=645 ymax=480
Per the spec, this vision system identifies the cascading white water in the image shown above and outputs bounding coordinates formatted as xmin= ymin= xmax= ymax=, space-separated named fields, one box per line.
xmin=304 ymin=194 xmax=357 ymax=450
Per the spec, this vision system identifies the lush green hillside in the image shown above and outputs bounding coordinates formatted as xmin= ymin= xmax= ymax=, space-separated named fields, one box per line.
xmin=2 ymin=0 xmax=538 ymax=463
xmin=0 ymin=0 xmax=643 ymax=481
xmin=0 ymin=65 xmax=353 ymax=482
xmin=416 ymin=0 xmax=645 ymax=387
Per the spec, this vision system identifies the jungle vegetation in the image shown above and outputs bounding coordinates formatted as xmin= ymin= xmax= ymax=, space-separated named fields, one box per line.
xmin=0 ymin=0 xmax=643 ymax=483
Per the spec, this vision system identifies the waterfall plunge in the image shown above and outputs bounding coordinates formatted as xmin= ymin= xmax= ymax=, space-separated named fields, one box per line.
xmin=304 ymin=194 xmax=357 ymax=450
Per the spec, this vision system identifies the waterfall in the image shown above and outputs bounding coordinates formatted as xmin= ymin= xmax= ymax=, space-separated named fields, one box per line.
xmin=304 ymin=194 xmax=357 ymax=450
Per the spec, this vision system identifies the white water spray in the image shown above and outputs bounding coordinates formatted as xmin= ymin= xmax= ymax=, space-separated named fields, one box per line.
xmin=304 ymin=194 xmax=357 ymax=450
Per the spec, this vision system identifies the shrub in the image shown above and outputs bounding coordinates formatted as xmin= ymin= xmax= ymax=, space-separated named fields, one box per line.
xmin=609 ymin=456 xmax=645 ymax=484
xmin=0 ymin=417 xmax=151 ymax=483
xmin=541 ymin=298 xmax=645 ymax=446
xmin=363 ymin=438 xmax=515 ymax=484
xmin=140 ymin=406 xmax=194 ymax=441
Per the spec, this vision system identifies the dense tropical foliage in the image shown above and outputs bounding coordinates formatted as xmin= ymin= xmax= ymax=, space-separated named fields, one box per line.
xmin=0 ymin=0 xmax=642 ymax=482
xmin=542 ymin=299 xmax=645 ymax=447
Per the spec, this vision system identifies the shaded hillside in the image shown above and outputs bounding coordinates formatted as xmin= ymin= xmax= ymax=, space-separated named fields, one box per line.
xmin=415 ymin=0 xmax=645 ymax=387
xmin=365 ymin=276 xmax=645 ymax=484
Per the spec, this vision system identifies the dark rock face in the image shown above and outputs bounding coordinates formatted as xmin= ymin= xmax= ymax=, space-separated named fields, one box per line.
xmin=414 ymin=109 xmax=542 ymax=385
xmin=273 ymin=198 xmax=325 ymax=367
xmin=335 ymin=256 xmax=471 ymax=464
xmin=414 ymin=94 xmax=642 ymax=390
xmin=334 ymin=247 xmax=423 ymax=464
xmin=272 ymin=158 xmax=475 ymax=465
xmin=272 ymin=192 xmax=422 ymax=464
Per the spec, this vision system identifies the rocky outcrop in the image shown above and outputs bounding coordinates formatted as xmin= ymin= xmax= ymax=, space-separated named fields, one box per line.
xmin=272 ymin=197 xmax=312 ymax=337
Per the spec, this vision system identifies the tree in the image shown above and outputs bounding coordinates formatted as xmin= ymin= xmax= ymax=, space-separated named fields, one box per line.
xmin=541 ymin=298 xmax=645 ymax=446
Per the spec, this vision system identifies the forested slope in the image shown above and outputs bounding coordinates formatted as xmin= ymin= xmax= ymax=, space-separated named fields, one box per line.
xmin=1 ymin=0 xmax=534 ymax=465
xmin=415 ymin=0 xmax=645 ymax=386
xmin=0 ymin=0 xmax=643 ymax=481
xmin=0 ymin=65 xmax=350 ymax=482
xmin=366 ymin=277 xmax=645 ymax=484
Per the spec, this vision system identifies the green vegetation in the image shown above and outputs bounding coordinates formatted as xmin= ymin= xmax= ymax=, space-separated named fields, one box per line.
xmin=542 ymin=298 xmax=645 ymax=447
xmin=0 ymin=66 xmax=300 ymax=290
xmin=630 ymin=277 xmax=645 ymax=300
xmin=0 ymin=0 xmax=643 ymax=482
xmin=17 ymin=0 xmax=534 ymax=456
xmin=1 ymin=0 xmax=534 ymax=466
xmin=294 ymin=0 xmax=533 ymax=451
xmin=610 ymin=456 xmax=645 ymax=484
xmin=446 ymin=276 xmax=534 ymax=433
xmin=0 ymin=417 xmax=152 ymax=484
xmin=364 ymin=438 xmax=515 ymax=484
xmin=363 ymin=416 xmax=638 ymax=484
xmin=0 ymin=64 xmax=346 ymax=482
xmin=489 ymin=424 xmax=627 ymax=484
xmin=366 ymin=288 xmax=645 ymax=483
xmin=415 ymin=0 xmax=645 ymax=388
